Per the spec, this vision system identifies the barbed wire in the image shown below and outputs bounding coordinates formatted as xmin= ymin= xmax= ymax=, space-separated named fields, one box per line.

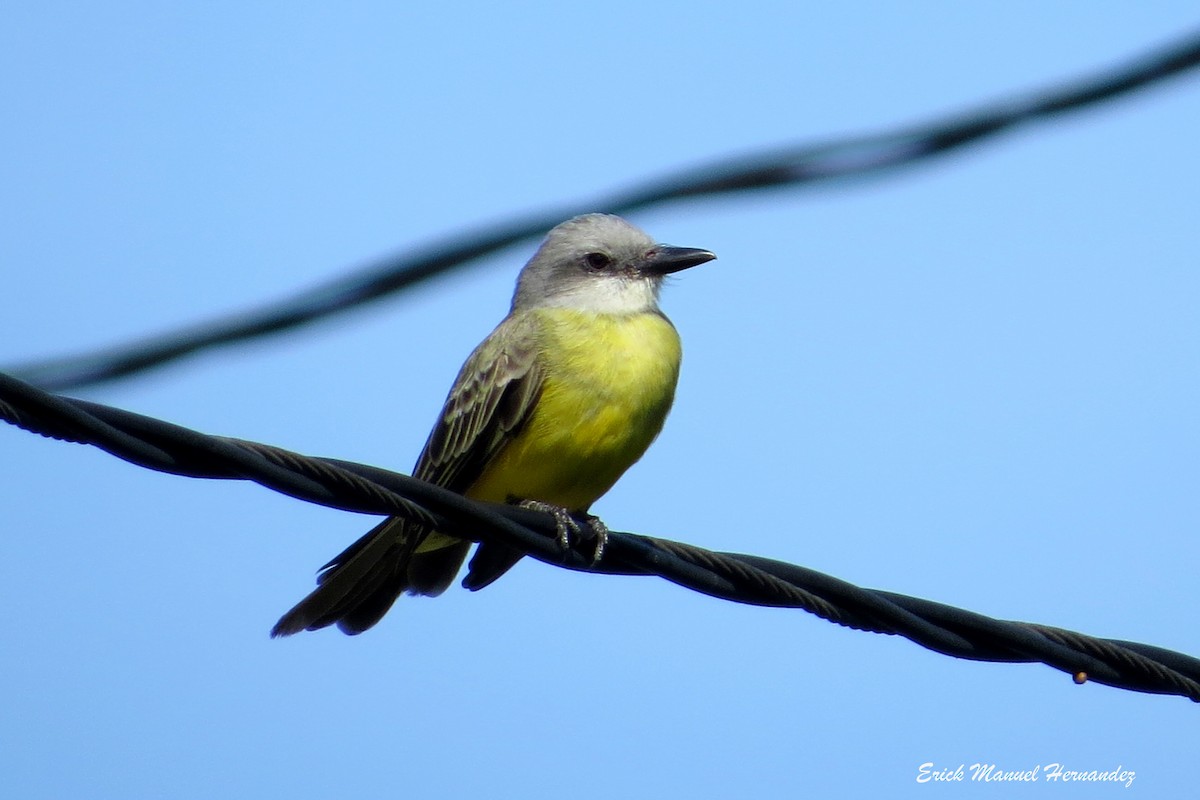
xmin=2 ymin=370 xmax=1197 ymax=703
xmin=7 ymin=29 xmax=1200 ymax=392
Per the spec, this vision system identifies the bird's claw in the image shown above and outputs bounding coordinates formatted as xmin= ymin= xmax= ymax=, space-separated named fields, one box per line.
xmin=584 ymin=514 xmax=609 ymax=564
xmin=517 ymin=500 xmax=608 ymax=565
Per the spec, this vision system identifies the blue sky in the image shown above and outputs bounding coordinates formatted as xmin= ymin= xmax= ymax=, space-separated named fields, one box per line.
xmin=2 ymin=4 xmax=1198 ymax=798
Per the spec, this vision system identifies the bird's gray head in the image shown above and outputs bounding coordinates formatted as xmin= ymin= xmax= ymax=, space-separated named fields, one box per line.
xmin=511 ymin=214 xmax=716 ymax=314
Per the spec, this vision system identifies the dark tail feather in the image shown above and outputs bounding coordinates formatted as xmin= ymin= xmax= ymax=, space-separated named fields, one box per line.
xmin=408 ymin=539 xmax=472 ymax=596
xmin=462 ymin=542 xmax=524 ymax=591
xmin=271 ymin=518 xmax=412 ymax=637
xmin=271 ymin=518 xmax=471 ymax=637
xmin=333 ymin=568 xmax=409 ymax=634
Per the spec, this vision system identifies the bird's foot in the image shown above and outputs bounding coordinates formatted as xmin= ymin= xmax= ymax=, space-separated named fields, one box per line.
xmin=581 ymin=513 xmax=609 ymax=564
xmin=516 ymin=500 xmax=608 ymax=565
xmin=517 ymin=499 xmax=579 ymax=550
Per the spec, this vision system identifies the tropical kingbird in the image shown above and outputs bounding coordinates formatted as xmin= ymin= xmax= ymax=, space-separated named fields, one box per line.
xmin=272 ymin=213 xmax=715 ymax=636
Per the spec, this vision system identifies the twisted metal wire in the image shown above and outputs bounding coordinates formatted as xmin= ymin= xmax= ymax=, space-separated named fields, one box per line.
xmin=2 ymin=370 xmax=1197 ymax=702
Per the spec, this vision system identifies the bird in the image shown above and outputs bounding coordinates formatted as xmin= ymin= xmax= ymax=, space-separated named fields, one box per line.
xmin=271 ymin=213 xmax=715 ymax=635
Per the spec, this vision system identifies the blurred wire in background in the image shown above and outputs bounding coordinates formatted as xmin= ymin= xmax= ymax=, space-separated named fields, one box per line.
xmin=7 ymin=28 xmax=1199 ymax=391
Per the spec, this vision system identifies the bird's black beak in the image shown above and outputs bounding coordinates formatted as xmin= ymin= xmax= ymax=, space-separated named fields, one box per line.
xmin=643 ymin=246 xmax=717 ymax=275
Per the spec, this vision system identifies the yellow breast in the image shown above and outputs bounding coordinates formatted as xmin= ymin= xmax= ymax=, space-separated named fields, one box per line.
xmin=467 ymin=308 xmax=682 ymax=511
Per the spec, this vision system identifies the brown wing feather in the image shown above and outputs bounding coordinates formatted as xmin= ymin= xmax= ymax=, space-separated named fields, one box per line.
xmin=270 ymin=314 xmax=543 ymax=636
xmin=416 ymin=316 xmax=542 ymax=491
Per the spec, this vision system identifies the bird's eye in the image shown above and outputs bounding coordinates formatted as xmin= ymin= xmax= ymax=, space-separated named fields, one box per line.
xmin=584 ymin=252 xmax=612 ymax=271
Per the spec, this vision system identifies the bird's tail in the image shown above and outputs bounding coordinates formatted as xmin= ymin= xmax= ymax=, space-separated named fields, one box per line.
xmin=270 ymin=518 xmax=470 ymax=636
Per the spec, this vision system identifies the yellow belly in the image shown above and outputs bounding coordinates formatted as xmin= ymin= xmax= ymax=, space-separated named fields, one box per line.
xmin=466 ymin=308 xmax=682 ymax=511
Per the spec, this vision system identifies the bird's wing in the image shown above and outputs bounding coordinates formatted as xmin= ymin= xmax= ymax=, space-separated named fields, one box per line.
xmin=269 ymin=314 xmax=544 ymax=636
xmin=414 ymin=311 xmax=544 ymax=493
